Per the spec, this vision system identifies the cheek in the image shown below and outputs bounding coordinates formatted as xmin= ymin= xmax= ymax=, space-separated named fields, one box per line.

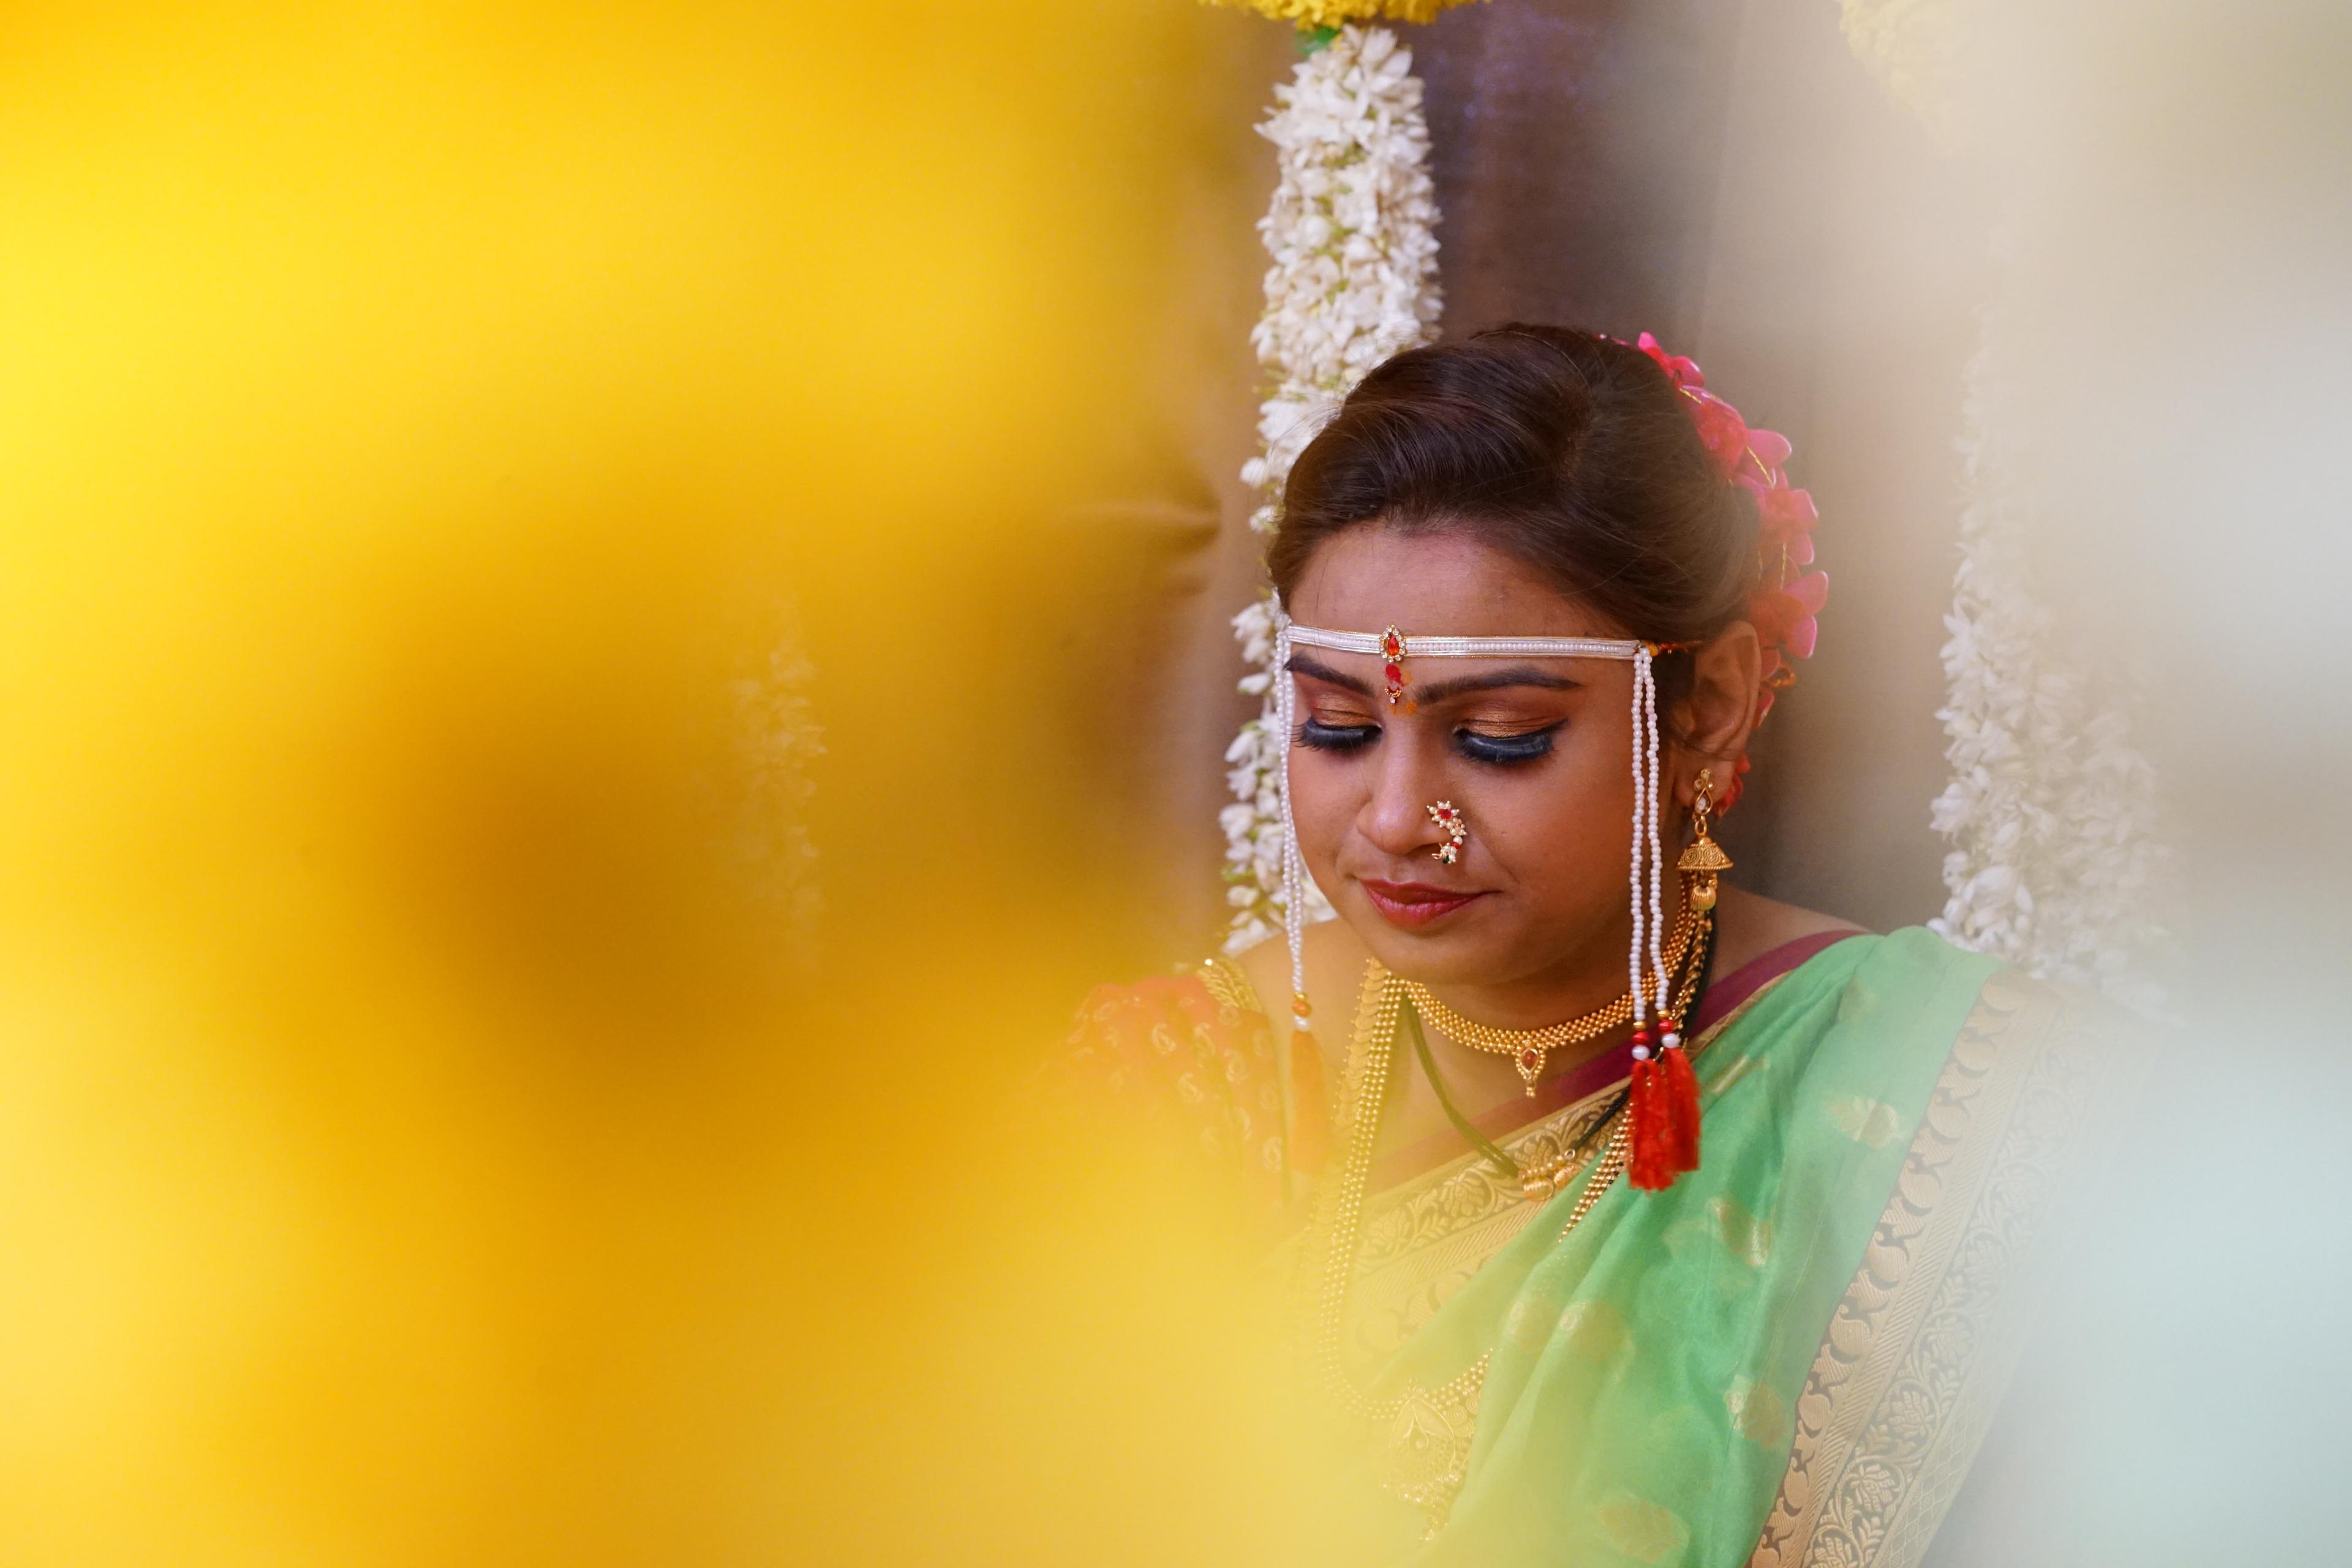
xmin=1285 ymin=753 xmax=1360 ymax=869
xmin=1479 ymin=761 xmax=1634 ymax=895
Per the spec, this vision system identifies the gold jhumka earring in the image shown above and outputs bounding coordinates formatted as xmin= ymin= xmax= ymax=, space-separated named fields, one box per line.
xmin=1678 ymin=767 xmax=1733 ymax=910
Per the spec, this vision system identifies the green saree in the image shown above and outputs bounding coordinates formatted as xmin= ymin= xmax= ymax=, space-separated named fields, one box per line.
xmin=1297 ymin=928 xmax=2113 ymax=1567
xmin=1070 ymin=925 xmax=2119 ymax=1567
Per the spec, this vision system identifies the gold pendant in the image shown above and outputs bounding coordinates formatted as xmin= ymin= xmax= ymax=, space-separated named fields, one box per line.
xmin=1509 ymin=1041 xmax=1543 ymax=1095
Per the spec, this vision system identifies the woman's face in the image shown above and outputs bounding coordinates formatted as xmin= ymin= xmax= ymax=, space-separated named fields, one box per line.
xmin=1285 ymin=526 xmax=1651 ymax=992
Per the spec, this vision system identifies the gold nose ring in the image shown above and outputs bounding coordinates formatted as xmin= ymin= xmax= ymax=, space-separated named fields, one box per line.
xmin=1427 ymin=801 xmax=1468 ymax=865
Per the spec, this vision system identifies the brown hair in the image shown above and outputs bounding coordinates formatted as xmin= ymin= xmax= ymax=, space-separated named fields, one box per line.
xmin=1266 ymin=325 xmax=1758 ymax=652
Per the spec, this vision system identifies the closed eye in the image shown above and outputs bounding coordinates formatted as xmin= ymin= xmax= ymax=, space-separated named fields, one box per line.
xmin=1297 ymin=718 xmax=1378 ymax=753
xmin=1456 ymin=725 xmax=1559 ymax=765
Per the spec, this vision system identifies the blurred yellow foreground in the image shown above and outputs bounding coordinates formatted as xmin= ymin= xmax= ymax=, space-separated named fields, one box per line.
xmin=0 ymin=5 xmax=1319 ymax=1562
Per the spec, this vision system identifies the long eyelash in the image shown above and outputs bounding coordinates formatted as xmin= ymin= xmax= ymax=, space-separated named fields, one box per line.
xmin=1456 ymin=725 xmax=1559 ymax=766
xmin=1297 ymin=718 xmax=1378 ymax=753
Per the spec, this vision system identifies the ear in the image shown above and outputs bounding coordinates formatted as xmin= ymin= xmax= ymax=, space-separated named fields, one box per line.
xmin=1664 ymin=620 xmax=1761 ymax=811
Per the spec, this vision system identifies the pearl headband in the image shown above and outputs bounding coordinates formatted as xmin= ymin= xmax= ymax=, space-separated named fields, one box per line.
xmin=1283 ymin=627 xmax=1643 ymax=662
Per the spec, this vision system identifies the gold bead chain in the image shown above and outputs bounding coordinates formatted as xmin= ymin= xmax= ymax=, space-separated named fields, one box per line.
xmin=1308 ymin=967 xmax=1637 ymax=1425
xmin=1400 ymin=905 xmax=1700 ymax=1094
xmin=1305 ymin=968 xmax=1404 ymax=1423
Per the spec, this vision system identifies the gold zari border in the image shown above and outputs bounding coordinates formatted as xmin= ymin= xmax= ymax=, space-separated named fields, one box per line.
xmin=1747 ymin=971 xmax=2120 ymax=1568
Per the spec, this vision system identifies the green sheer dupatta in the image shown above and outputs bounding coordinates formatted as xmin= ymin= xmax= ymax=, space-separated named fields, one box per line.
xmin=1323 ymin=929 xmax=2003 ymax=1566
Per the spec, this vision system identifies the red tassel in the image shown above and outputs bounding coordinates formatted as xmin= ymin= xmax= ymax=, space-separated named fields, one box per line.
xmin=1628 ymin=1027 xmax=1703 ymax=1192
xmin=1627 ymin=1052 xmax=1672 ymax=1190
xmin=1658 ymin=1044 xmax=1702 ymax=1177
xmin=1288 ymin=1027 xmax=1329 ymax=1176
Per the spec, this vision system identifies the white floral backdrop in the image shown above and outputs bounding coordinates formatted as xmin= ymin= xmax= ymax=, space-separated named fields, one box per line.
xmin=1220 ymin=24 xmax=1443 ymax=953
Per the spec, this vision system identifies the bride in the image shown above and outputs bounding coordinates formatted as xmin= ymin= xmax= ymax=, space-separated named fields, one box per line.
xmin=1069 ymin=325 xmax=2111 ymax=1567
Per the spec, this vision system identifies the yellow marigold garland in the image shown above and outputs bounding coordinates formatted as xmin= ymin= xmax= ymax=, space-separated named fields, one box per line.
xmin=1200 ymin=0 xmax=1481 ymax=28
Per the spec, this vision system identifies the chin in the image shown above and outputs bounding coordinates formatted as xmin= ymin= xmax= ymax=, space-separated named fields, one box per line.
xmin=1344 ymin=893 xmax=1505 ymax=981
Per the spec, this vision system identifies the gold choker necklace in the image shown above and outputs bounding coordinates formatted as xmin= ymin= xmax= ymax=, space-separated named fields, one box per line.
xmin=1400 ymin=905 xmax=1701 ymax=1095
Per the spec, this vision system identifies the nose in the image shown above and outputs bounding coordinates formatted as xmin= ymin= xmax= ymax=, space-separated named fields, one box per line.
xmin=1357 ymin=732 xmax=1451 ymax=865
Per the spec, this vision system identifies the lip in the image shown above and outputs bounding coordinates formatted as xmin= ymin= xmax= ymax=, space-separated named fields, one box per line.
xmin=1359 ymin=878 xmax=1488 ymax=930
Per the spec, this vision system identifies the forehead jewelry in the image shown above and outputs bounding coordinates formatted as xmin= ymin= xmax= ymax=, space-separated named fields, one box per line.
xmin=1379 ymin=625 xmax=1408 ymax=706
xmin=1427 ymin=800 xmax=1467 ymax=865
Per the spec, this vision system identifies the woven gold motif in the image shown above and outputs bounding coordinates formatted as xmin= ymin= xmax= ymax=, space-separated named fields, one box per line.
xmin=1598 ymin=1493 xmax=1691 ymax=1563
xmin=1383 ymin=1360 xmax=1490 ymax=1528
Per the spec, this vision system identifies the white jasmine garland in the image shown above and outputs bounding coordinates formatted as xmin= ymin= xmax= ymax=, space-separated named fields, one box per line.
xmin=1928 ymin=308 xmax=2169 ymax=1012
xmin=1221 ymin=24 xmax=1444 ymax=953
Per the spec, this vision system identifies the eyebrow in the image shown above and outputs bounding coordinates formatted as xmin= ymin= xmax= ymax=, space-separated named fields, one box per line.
xmin=1285 ymin=654 xmax=1581 ymax=703
xmin=1285 ymin=652 xmax=1375 ymax=696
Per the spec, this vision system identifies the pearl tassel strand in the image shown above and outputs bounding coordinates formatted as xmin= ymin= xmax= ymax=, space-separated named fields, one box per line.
xmin=1644 ymin=650 xmax=1676 ymax=1052
xmin=1627 ymin=646 xmax=1677 ymax=1055
xmin=1623 ymin=642 xmax=1703 ymax=1190
xmin=1274 ymin=615 xmax=1329 ymax=1179
xmin=1276 ymin=618 xmax=1305 ymax=1018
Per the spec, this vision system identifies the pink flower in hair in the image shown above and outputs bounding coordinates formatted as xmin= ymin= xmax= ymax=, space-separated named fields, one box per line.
xmin=1757 ymin=477 xmax=1819 ymax=565
xmin=1686 ymin=393 xmax=1750 ymax=480
xmin=1748 ymin=588 xmax=1803 ymax=659
xmin=1635 ymin=331 xmax=1705 ymax=390
xmin=1748 ymin=570 xmax=1829 ymax=666
xmin=1619 ymin=328 xmax=1829 ymax=807
xmin=1784 ymin=570 xmax=1827 ymax=659
xmin=1735 ymin=429 xmax=1792 ymax=497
